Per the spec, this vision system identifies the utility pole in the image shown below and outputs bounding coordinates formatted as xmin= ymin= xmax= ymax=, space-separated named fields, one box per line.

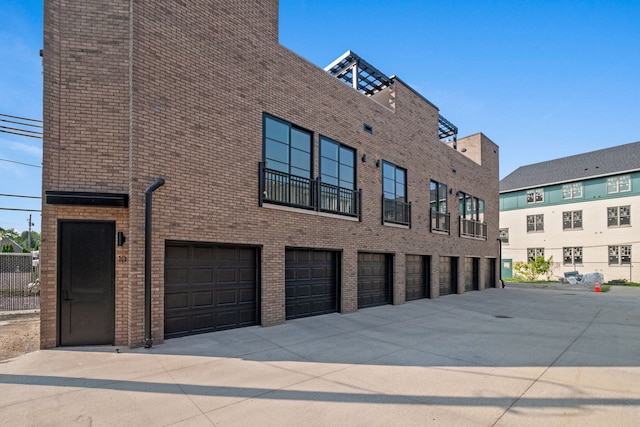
xmin=27 ymin=214 xmax=34 ymax=251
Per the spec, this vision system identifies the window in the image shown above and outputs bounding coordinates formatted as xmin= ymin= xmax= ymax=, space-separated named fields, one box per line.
xmin=607 ymin=206 xmax=631 ymax=227
xmin=320 ymin=137 xmax=354 ymax=189
xmin=458 ymin=191 xmax=487 ymax=239
xmin=526 ymin=188 xmax=544 ymax=204
xmin=563 ymin=247 xmax=583 ymax=265
xmin=499 ymin=228 xmax=509 ymax=244
xmin=562 ymin=183 xmax=583 ymax=199
xmin=262 ymin=115 xmax=312 ymax=207
xmin=430 ymin=180 xmax=449 ymax=232
xmin=527 ymin=248 xmax=544 ymax=262
xmin=562 ymin=210 xmax=582 ymax=230
xmin=526 ymin=214 xmax=544 ymax=232
xmin=609 ymin=245 xmax=632 ymax=265
xmin=607 ymin=174 xmax=631 ymax=194
xmin=318 ymin=136 xmax=357 ymax=215
xmin=430 ymin=181 xmax=447 ymax=213
xmin=459 ymin=192 xmax=484 ymax=221
xmin=383 ymin=161 xmax=409 ymax=225
xmin=264 ymin=115 xmax=311 ymax=178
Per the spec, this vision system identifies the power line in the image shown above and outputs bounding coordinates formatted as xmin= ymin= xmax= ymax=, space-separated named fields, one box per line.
xmin=0 ymin=113 xmax=43 ymax=140
xmin=0 ymin=158 xmax=42 ymax=168
xmin=0 ymin=207 xmax=41 ymax=212
xmin=0 ymin=125 xmax=42 ymax=137
xmin=0 ymin=193 xmax=41 ymax=199
xmin=0 ymin=113 xmax=42 ymax=123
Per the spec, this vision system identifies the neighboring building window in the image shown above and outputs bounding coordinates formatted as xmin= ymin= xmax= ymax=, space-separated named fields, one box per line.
xmin=527 ymin=248 xmax=544 ymax=261
xmin=562 ymin=183 xmax=583 ymax=199
xmin=526 ymin=188 xmax=544 ymax=204
xmin=607 ymin=174 xmax=631 ymax=194
xmin=383 ymin=161 xmax=409 ymax=225
xmin=262 ymin=115 xmax=313 ymax=207
xmin=563 ymin=247 xmax=583 ymax=265
xmin=319 ymin=136 xmax=357 ymax=214
xmin=609 ymin=245 xmax=632 ymax=265
xmin=430 ymin=180 xmax=449 ymax=232
xmin=607 ymin=206 xmax=631 ymax=227
xmin=499 ymin=228 xmax=509 ymax=243
xmin=526 ymin=214 xmax=544 ymax=232
xmin=562 ymin=210 xmax=583 ymax=230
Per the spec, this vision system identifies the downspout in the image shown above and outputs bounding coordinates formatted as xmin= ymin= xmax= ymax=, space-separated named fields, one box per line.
xmin=144 ymin=178 xmax=165 ymax=348
xmin=497 ymin=238 xmax=504 ymax=288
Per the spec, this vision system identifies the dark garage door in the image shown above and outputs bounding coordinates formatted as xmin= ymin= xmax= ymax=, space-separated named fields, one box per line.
xmin=285 ymin=249 xmax=338 ymax=320
xmin=464 ymin=257 xmax=480 ymax=292
xmin=439 ymin=256 xmax=458 ymax=296
xmin=164 ymin=243 xmax=258 ymax=339
xmin=358 ymin=252 xmax=392 ymax=308
xmin=406 ymin=255 xmax=429 ymax=301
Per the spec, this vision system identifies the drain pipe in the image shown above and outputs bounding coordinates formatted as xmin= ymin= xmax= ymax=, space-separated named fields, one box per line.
xmin=497 ymin=238 xmax=504 ymax=288
xmin=144 ymin=178 xmax=165 ymax=348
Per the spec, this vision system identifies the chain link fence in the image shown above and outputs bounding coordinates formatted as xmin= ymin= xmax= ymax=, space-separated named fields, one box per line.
xmin=0 ymin=252 xmax=40 ymax=311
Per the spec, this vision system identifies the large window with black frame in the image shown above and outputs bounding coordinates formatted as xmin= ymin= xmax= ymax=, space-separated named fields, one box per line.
xmin=382 ymin=161 xmax=410 ymax=226
xmin=319 ymin=136 xmax=358 ymax=216
xmin=430 ymin=180 xmax=449 ymax=233
xmin=458 ymin=191 xmax=486 ymax=239
xmin=262 ymin=114 xmax=312 ymax=207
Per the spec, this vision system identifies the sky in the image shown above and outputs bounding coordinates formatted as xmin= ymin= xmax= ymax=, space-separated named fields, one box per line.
xmin=1 ymin=0 xmax=639 ymax=233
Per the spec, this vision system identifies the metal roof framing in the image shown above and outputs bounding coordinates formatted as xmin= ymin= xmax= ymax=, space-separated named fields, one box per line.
xmin=438 ymin=114 xmax=458 ymax=142
xmin=324 ymin=50 xmax=392 ymax=96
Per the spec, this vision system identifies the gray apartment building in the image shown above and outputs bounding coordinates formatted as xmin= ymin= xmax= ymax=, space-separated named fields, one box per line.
xmin=41 ymin=0 xmax=500 ymax=349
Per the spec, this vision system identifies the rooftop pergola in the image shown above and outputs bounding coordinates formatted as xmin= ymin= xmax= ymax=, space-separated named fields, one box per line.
xmin=324 ymin=50 xmax=392 ymax=96
xmin=325 ymin=50 xmax=459 ymax=147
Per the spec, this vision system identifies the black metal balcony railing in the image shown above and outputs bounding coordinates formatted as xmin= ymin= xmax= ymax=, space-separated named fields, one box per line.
xmin=383 ymin=197 xmax=411 ymax=227
xmin=430 ymin=210 xmax=450 ymax=234
xmin=459 ymin=217 xmax=488 ymax=240
xmin=259 ymin=162 xmax=361 ymax=219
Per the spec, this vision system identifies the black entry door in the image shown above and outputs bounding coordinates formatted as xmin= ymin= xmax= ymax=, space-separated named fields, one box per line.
xmin=59 ymin=221 xmax=115 ymax=346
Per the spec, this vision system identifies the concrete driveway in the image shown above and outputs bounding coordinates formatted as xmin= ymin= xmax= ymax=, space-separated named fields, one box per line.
xmin=2 ymin=285 xmax=640 ymax=426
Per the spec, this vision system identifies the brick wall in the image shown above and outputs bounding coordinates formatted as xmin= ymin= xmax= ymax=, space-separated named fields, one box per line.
xmin=43 ymin=0 xmax=500 ymax=348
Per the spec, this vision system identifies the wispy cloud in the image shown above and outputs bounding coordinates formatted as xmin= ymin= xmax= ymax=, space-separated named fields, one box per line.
xmin=1 ymin=138 xmax=42 ymax=157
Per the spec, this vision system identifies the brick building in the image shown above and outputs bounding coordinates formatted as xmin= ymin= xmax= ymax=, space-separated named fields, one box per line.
xmin=42 ymin=0 xmax=500 ymax=349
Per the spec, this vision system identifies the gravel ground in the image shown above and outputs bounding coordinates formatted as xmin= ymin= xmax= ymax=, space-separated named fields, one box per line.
xmin=0 ymin=310 xmax=39 ymax=361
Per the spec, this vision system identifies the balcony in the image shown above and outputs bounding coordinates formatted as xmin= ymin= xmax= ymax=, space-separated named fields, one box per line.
xmin=430 ymin=210 xmax=450 ymax=234
xmin=259 ymin=162 xmax=361 ymax=219
xmin=460 ymin=217 xmax=488 ymax=240
xmin=383 ymin=197 xmax=411 ymax=227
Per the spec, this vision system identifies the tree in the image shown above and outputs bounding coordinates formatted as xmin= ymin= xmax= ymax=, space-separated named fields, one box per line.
xmin=513 ymin=256 xmax=555 ymax=281
xmin=20 ymin=230 xmax=41 ymax=251
xmin=1 ymin=228 xmax=21 ymax=242
xmin=2 ymin=243 xmax=15 ymax=253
